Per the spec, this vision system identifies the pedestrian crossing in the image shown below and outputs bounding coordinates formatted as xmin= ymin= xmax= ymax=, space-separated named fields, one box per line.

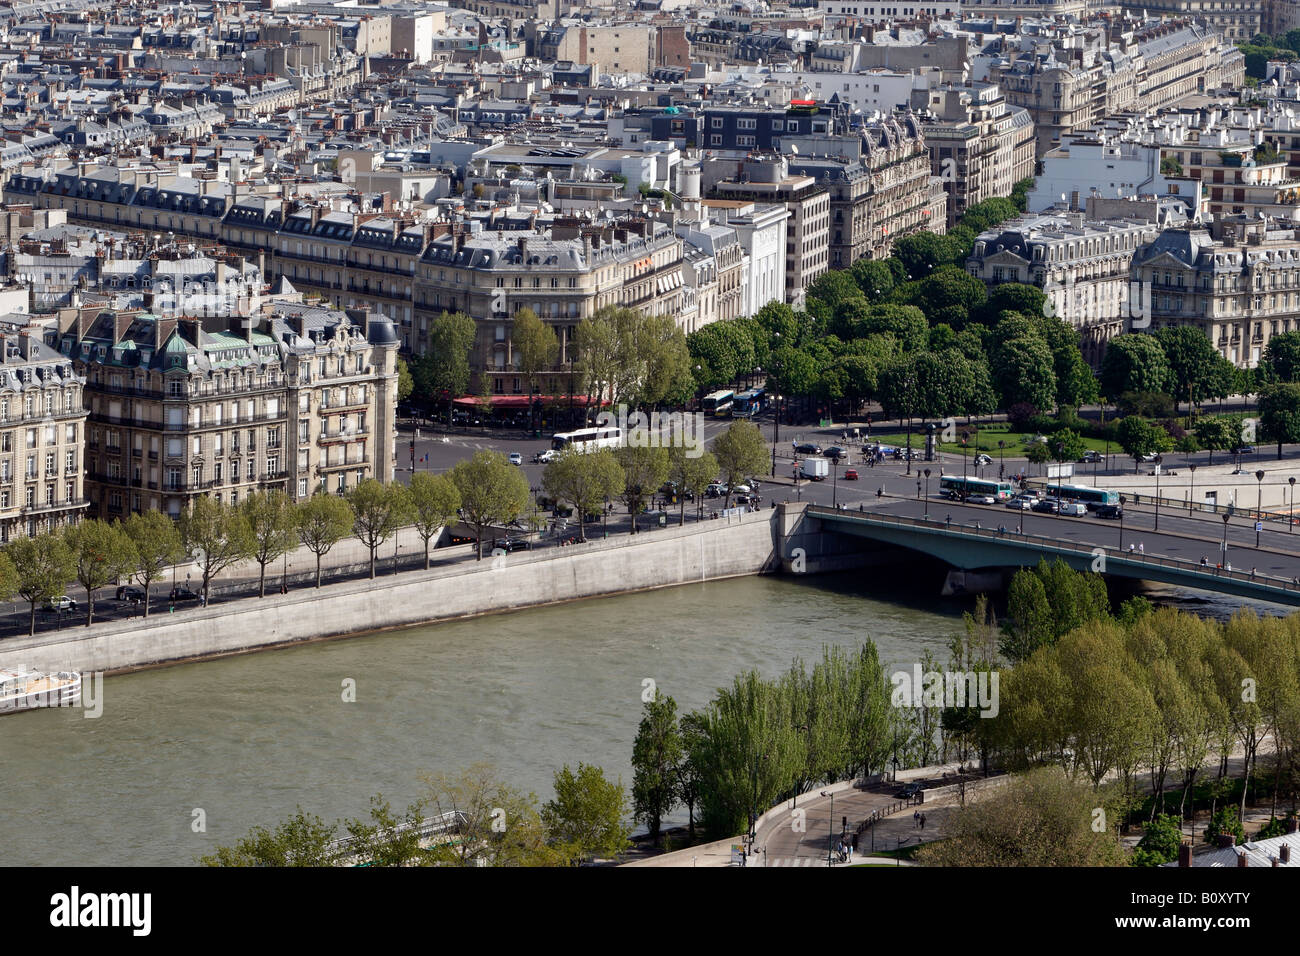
xmin=761 ymin=856 xmax=837 ymax=867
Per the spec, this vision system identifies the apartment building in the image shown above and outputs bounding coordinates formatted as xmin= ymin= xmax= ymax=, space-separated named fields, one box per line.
xmin=50 ymin=303 xmax=399 ymax=520
xmin=967 ymin=210 xmax=1167 ymax=365
xmin=710 ymin=154 xmax=830 ymax=308
xmin=0 ymin=328 xmax=88 ymax=542
xmin=1131 ymin=217 xmax=1300 ymax=369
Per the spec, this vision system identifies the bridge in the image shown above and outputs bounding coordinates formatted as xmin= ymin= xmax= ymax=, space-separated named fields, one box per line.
xmin=790 ymin=501 xmax=1300 ymax=608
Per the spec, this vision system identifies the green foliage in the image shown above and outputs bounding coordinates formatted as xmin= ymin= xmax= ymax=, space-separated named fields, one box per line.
xmin=1101 ymin=334 xmax=1173 ymax=398
xmin=396 ymin=356 xmax=414 ymax=404
xmin=1159 ymin=156 xmax=1183 ymax=176
xmin=1116 ymin=415 xmax=1172 ymax=465
xmin=296 ymin=492 xmax=356 ymax=587
xmin=346 ymin=479 xmax=413 ymax=579
xmin=917 ymin=766 xmax=1129 ymax=866
xmin=1259 ymin=382 xmax=1300 ymax=454
xmin=614 ymin=444 xmax=670 ymax=532
xmin=123 ymin=510 xmax=185 ymax=615
xmin=542 ymin=763 xmax=632 ymax=863
xmin=711 ymin=421 xmax=769 ymax=507
xmin=449 ymin=450 xmax=532 ymax=559
xmin=631 ymin=691 xmax=683 ymax=846
xmin=1204 ymin=805 xmax=1246 ymax=845
xmin=1155 ymin=326 xmax=1232 ymax=405
xmin=240 ymin=490 xmax=298 ymax=597
xmin=179 ymin=495 xmax=256 ymax=604
xmin=992 ymin=335 xmax=1058 ymax=411
xmin=542 ymin=448 xmax=624 ymax=540
xmin=408 ymin=472 xmax=462 ymax=568
xmin=1003 ymin=559 xmax=1109 ymax=663
xmin=1264 ymin=330 xmax=1300 ymax=381
xmin=1133 ymin=813 xmax=1184 ymax=866
xmin=64 ymin=518 xmax=137 ymax=626
xmin=413 ymin=311 xmax=476 ymax=421
xmin=199 ymin=807 xmax=339 ymax=867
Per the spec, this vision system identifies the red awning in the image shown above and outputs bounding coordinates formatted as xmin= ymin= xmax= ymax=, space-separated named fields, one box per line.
xmin=450 ymin=395 xmax=608 ymax=408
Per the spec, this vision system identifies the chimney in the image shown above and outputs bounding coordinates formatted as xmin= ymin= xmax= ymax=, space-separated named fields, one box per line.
xmin=17 ymin=329 xmax=34 ymax=359
xmin=1237 ymin=850 xmax=1249 ymax=868
xmin=1288 ymin=817 xmax=1299 ymax=834
xmin=1280 ymin=843 xmax=1292 ymax=864
xmin=1216 ymin=833 xmax=1236 ymax=849
xmin=1177 ymin=842 xmax=1192 ymax=868
xmin=518 ymin=236 xmax=528 ymax=258
xmin=154 ymin=316 xmax=178 ymax=351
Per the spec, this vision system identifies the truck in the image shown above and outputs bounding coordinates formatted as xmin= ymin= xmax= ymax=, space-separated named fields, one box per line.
xmin=800 ymin=456 xmax=830 ymax=481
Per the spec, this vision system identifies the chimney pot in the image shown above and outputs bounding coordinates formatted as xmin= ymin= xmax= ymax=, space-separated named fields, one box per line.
xmin=1216 ymin=833 xmax=1236 ymax=849
xmin=1177 ymin=842 xmax=1192 ymax=868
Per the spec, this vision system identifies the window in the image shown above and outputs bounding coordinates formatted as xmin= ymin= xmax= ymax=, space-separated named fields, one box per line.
xmin=711 ymin=117 xmax=723 ymax=129
xmin=298 ymin=478 xmax=308 ymax=497
xmin=737 ymin=118 xmax=756 ymax=130
xmin=25 ymin=429 xmax=35 ymax=449
xmin=737 ymin=136 xmax=756 ymax=147
xmin=710 ymin=134 xmax=722 ymax=146
xmin=268 ymin=456 xmax=278 ymax=475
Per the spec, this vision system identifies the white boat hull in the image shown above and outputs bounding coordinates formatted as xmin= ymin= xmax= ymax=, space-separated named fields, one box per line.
xmin=0 ymin=672 xmax=82 ymax=715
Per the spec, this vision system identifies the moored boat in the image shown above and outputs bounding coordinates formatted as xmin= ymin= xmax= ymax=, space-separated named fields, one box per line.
xmin=0 ymin=668 xmax=81 ymax=715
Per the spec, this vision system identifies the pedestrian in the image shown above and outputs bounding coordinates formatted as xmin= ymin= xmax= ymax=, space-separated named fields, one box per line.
xmin=1251 ymin=566 xmax=1257 ymax=579
xmin=1128 ymin=543 xmax=1135 ymax=553
xmin=1138 ymin=542 xmax=1144 ymax=554
xmin=1201 ymin=555 xmax=1208 ymax=566
xmin=920 ymin=813 xmax=926 ymax=830
xmin=913 ymin=809 xmax=920 ymax=828
xmin=846 ymin=834 xmax=855 ymax=863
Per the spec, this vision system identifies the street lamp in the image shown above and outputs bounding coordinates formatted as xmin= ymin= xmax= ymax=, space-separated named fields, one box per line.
xmin=998 ymin=439 xmax=1005 ymax=479
xmin=1188 ymin=464 xmax=1197 ymax=514
xmin=832 ymin=455 xmax=839 ymax=508
xmin=821 ymin=790 xmax=836 ymax=866
xmin=1159 ymin=463 xmax=1170 ymax=535
xmin=770 ymin=394 xmax=783 ymax=478
xmin=1256 ymin=470 xmax=1266 ymax=548
xmin=923 ymin=468 xmax=931 ymax=518
xmin=1119 ymin=494 xmax=1127 ymax=550
xmin=1222 ymin=512 xmax=1231 ymax=569
xmin=961 ymin=433 xmax=968 ymax=483
xmin=1291 ymin=477 xmax=1296 ymax=533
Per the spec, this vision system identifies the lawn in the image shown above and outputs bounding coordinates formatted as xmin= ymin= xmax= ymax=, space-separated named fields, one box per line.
xmin=882 ymin=422 xmax=1116 ymax=459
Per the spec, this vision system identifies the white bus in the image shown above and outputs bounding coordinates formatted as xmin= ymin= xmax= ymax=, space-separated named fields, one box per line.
xmin=702 ymin=390 xmax=735 ymax=416
xmin=551 ymin=426 xmax=622 ymax=453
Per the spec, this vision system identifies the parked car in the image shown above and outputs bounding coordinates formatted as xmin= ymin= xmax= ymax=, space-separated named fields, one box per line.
xmin=1095 ymin=504 xmax=1124 ymax=519
xmin=508 ymin=452 xmax=523 ymax=466
xmin=1059 ymin=501 xmax=1088 ymax=517
xmin=705 ymin=483 xmax=728 ymax=498
xmin=1005 ymin=497 xmax=1034 ymax=510
xmin=967 ymin=494 xmax=996 ymax=505
xmin=895 ymin=782 xmax=923 ymax=799
xmin=843 ymin=468 xmax=859 ymax=481
xmin=116 ymin=585 xmax=146 ymax=602
xmin=793 ymin=442 xmax=822 ymax=456
xmin=1031 ymin=498 xmax=1060 ymax=514
xmin=1138 ymin=452 xmax=1163 ymax=463
xmin=1230 ymin=446 xmax=1255 ymax=457
xmin=824 ymin=445 xmax=848 ymax=460
xmin=169 ymin=586 xmax=200 ymax=603
xmin=1079 ymin=450 xmax=1103 ymax=464
xmin=533 ymin=449 xmax=557 ymax=464
xmin=41 ymin=595 xmax=77 ymax=613
xmin=733 ymin=492 xmax=761 ymax=507
xmin=973 ymin=454 xmax=993 ymax=466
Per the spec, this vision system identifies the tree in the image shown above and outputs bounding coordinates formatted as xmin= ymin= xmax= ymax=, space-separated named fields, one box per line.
xmin=578 ymin=305 xmax=694 ymax=408
xmin=179 ymin=495 xmax=256 ymax=605
xmin=631 ymin=691 xmax=683 ymax=847
xmin=678 ymin=712 xmax=708 ymax=838
xmin=892 ymin=231 xmax=964 ymax=279
xmin=123 ymin=511 xmax=185 ymax=617
xmin=1194 ymin=416 xmax=1238 ymax=465
xmin=395 ymin=356 xmax=414 ymax=404
xmin=959 ymin=196 xmax=1019 ymax=234
xmin=449 ymin=450 xmax=531 ymax=559
xmin=3 ymin=536 xmax=67 ymax=636
xmin=241 ymin=490 xmax=298 ymax=597
xmin=982 ymin=283 xmax=1048 ymax=324
xmin=1049 ymin=428 xmax=1088 ymax=463
xmin=347 ymin=480 xmax=413 ymax=579
xmin=407 ymin=472 xmax=462 ymax=569
xmin=615 ymin=445 xmax=670 ymax=533
xmin=667 ymin=446 xmax=718 ymax=526
xmin=712 ymin=420 xmax=769 ymax=509
xmin=64 ymin=519 xmax=137 ymax=627
xmin=199 ymin=807 xmax=339 ymax=867
xmin=1263 ymin=330 xmax=1300 ymax=381
xmin=1100 ymin=334 xmax=1173 ymax=399
xmin=1117 ymin=416 xmax=1172 ymax=470
xmin=1258 ymin=383 xmax=1300 ymax=459
xmin=919 ymin=767 xmax=1128 ymax=866
xmin=414 ymin=311 xmax=476 ymax=424
xmin=542 ymin=763 xmax=632 ymax=864
xmin=342 ymin=796 xmax=426 ymax=867
xmin=513 ymin=308 xmax=559 ymax=429
xmin=0 ymin=551 xmax=17 ymax=611
xmin=1155 ymin=326 xmax=1228 ymax=408
xmin=420 ymin=763 xmax=565 ymax=867
xmin=542 ymin=447 xmax=623 ymax=542
xmin=992 ymin=335 xmax=1058 ymax=411
xmin=296 ymin=493 xmax=355 ymax=587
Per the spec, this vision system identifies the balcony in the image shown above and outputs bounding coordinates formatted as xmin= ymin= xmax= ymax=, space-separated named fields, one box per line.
xmin=23 ymin=497 xmax=89 ymax=516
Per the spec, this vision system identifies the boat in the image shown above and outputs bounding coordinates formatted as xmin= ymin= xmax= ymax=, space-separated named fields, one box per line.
xmin=0 ymin=668 xmax=81 ymax=715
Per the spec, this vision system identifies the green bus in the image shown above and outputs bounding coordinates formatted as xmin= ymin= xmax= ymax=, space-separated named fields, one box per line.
xmin=938 ymin=476 xmax=1016 ymax=501
xmin=1045 ymin=484 xmax=1120 ymax=510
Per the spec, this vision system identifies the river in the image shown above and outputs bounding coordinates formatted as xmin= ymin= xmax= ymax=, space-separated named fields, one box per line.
xmin=0 ymin=568 xmax=1283 ymax=866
